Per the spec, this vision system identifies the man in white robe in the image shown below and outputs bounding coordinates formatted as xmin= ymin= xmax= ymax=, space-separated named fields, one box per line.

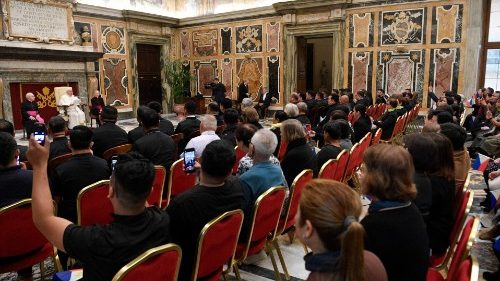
xmin=58 ymin=88 xmax=86 ymax=129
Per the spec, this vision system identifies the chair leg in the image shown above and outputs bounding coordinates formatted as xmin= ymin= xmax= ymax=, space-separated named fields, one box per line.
xmin=40 ymin=260 xmax=45 ymax=279
xmin=273 ymin=239 xmax=291 ymax=281
xmin=301 ymin=241 xmax=309 ymax=254
xmin=286 ymin=227 xmax=296 ymax=244
xmin=233 ymin=263 xmax=242 ymax=281
xmin=266 ymin=242 xmax=283 ymax=281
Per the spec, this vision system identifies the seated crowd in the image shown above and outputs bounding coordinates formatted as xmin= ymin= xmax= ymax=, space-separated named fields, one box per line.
xmin=0 ymin=86 xmax=491 ymax=281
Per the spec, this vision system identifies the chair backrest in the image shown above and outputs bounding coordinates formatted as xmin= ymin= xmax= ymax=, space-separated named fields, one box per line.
xmin=319 ymin=159 xmax=338 ymax=180
xmin=147 ymin=166 xmax=166 ymax=208
xmin=77 ymin=180 xmax=114 ymax=226
xmin=333 ymin=150 xmax=349 ymax=182
xmin=454 ymin=173 xmax=471 ymax=217
xmin=215 ymin=125 xmax=225 ymax=134
xmin=0 ymin=199 xmax=50 ymax=259
xmin=232 ymin=146 xmax=246 ymax=175
xmin=171 ymin=133 xmax=184 ymax=157
xmin=344 ymin=143 xmax=360 ymax=181
xmin=103 ymin=144 xmax=133 ymax=162
xmin=112 ymin=244 xmax=182 ymax=281
xmin=348 ymin=111 xmax=354 ymax=124
xmin=277 ymin=141 xmax=287 ymax=161
xmin=371 ymin=128 xmax=382 ymax=145
xmin=54 ymin=86 xmax=72 ymax=105
xmin=192 ymin=210 xmax=244 ymax=281
xmin=167 ymin=159 xmax=197 ymax=205
xmin=279 ymin=170 xmax=313 ymax=234
xmin=448 ymin=255 xmax=479 ymax=281
xmin=447 ymin=217 xmax=479 ymax=279
xmin=48 ymin=153 xmax=73 ymax=171
xmin=239 ymin=186 xmax=286 ymax=260
xmin=356 ymin=132 xmax=372 ymax=167
xmin=450 ymin=191 xmax=473 ymax=246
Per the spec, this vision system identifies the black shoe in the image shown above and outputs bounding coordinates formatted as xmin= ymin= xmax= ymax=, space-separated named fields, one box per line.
xmin=484 ymin=270 xmax=500 ymax=281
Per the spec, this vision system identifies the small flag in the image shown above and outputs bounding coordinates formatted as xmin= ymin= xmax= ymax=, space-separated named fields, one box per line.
xmin=472 ymin=153 xmax=491 ymax=172
xmin=53 ymin=269 xmax=83 ymax=281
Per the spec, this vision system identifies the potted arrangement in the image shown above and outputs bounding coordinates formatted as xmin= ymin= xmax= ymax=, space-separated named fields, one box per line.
xmin=165 ymin=60 xmax=194 ymax=114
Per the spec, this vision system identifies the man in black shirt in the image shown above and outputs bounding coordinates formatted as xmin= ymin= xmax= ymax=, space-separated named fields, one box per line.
xmin=47 ymin=116 xmax=70 ymax=160
xmin=128 ymin=106 xmax=150 ymax=144
xmin=91 ymin=106 xmax=128 ymax=158
xmin=175 ymin=101 xmax=201 ymax=150
xmin=51 ymin=125 xmax=110 ymax=223
xmin=27 ymin=138 xmax=170 ymax=281
xmin=210 ymin=78 xmax=227 ymax=104
xmin=207 ymin=102 xmax=224 ymax=126
xmin=167 ymin=140 xmax=244 ymax=280
xmin=148 ymin=101 xmax=174 ymax=136
xmin=134 ymin=107 xmax=176 ymax=170
xmin=0 ymin=119 xmax=27 ymax=161
xmin=219 ymin=108 xmax=239 ymax=147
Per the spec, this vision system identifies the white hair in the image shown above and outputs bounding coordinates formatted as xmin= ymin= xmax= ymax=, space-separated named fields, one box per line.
xmin=251 ymin=129 xmax=278 ymax=159
xmin=284 ymin=103 xmax=299 ymax=117
xmin=297 ymin=102 xmax=307 ymax=113
xmin=241 ymin=98 xmax=253 ymax=109
xmin=200 ymin=114 xmax=217 ymax=131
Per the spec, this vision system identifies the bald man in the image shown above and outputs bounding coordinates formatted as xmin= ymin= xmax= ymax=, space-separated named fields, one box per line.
xmin=21 ymin=92 xmax=43 ymax=137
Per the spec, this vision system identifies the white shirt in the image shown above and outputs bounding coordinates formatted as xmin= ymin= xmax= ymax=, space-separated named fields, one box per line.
xmin=181 ymin=131 xmax=221 ymax=158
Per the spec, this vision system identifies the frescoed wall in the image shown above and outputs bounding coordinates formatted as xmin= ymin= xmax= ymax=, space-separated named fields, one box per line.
xmin=344 ymin=1 xmax=467 ymax=108
xmin=175 ymin=17 xmax=284 ymax=105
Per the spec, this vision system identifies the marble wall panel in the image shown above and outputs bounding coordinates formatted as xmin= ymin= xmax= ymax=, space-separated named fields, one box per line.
xmin=180 ymin=31 xmax=191 ymax=58
xmin=236 ymin=57 xmax=262 ymax=99
xmin=236 ymin=25 xmax=263 ymax=53
xmin=221 ymin=58 xmax=233 ymax=98
xmin=349 ymin=13 xmax=373 ymax=48
xmin=195 ymin=61 xmax=217 ymax=97
xmin=221 ymin=27 xmax=232 ymax=55
xmin=431 ymin=4 xmax=463 ymax=44
xmin=380 ymin=9 xmax=425 ymax=46
xmin=101 ymin=26 xmax=126 ymax=54
xmin=192 ymin=29 xmax=218 ymax=57
xmin=268 ymin=56 xmax=280 ymax=101
xmin=429 ymin=48 xmax=460 ymax=95
xmin=103 ymin=58 xmax=128 ymax=105
xmin=266 ymin=22 xmax=280 ymax=52
xmin=348 ymin=51 xmax=372 ymax=95
xmin=378 ymin=50 xmax=425 ymax=96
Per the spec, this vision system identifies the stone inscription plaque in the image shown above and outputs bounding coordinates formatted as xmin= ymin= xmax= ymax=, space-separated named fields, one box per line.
xmin=8 ymin=0 xmax=70 ymax=41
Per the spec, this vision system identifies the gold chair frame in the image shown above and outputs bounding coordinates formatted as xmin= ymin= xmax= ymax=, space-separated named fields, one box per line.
xmin=48 ymin=153 xmax=73 ymax=171
xmin=76 ymin=180 xmax=110 ymax=226
xmin=0 ymin=199 xmax=62 ymax=277
xmin=150 ymin=165 xmax=166 ymax=207
xmin=102 ymin=144 xmax=133 ymax=162
xmin=191 ymin=209 xmax=244 ymax=281
xmin=470 ymin=255 xmax=479 ymax=281
xmin=232 ymin=186 xmax=286 ymax=281
xmin=111 ymin=243 xmax=182 ymax=281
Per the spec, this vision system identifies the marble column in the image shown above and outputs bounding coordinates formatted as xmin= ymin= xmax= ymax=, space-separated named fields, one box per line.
xmin=0 ymin=77 xmax=3 ymax=118
xmin=463 ymin=0 xmax=484 ymax=98
xmin=284 ymin=31 xmax=297 ymax=101
xmin=332 ymin=23 xmax=345 ymax=90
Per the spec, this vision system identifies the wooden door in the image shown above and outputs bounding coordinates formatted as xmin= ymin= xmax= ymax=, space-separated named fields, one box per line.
xmin=296 ymin=37 xmax=307 ymax=93
xmin=137 ymin=44 xmax=162 ymax=106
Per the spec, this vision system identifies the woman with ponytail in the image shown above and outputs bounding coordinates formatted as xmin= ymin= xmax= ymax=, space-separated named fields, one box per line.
xmin=296 ymin=179 xmax=387 ymax=281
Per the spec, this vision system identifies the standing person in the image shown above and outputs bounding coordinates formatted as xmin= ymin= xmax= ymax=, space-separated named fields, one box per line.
xmin=90 ymin=90 xmax=105 ymax=126
xmin=297 ymin=179 xmax=387 ymax=281
xmin=211 ymin=78 xmax=226 ymax=104
xmin=58 ymin=88 xmax=85 ymax=129
xmin=360 ymin=144 xmax=429 ymax=281
xmin=238 ymin=80 xmax=249 ymax=103
xmin=21 ymin=92 xmax=44 ymax=137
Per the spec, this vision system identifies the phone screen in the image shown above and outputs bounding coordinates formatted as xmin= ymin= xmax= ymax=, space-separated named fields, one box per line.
xmin=111 ymin=156 xmax=118 ymax=171
xmin=16 ymin=156 xmax=20 ymax=166
xmin=34 ymin=131 xmax=45 ymax=145
xmin=184 ymin=148 xmax=196 ymax=173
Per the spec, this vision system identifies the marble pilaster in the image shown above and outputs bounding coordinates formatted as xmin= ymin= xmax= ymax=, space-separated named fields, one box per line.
xmin=462 ymin=0 xmax=484 ymax=97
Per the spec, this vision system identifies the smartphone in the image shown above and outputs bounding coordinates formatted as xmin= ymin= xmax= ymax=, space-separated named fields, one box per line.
xmin=34 ymin=131 xmax=46 ymax=145
xmin=111 ymin=155 xmax=118 ymax=171
xmin=16 ymin=156 xmax=20 ymax=166
xmin=183 ymin=148 xmax=196 ymax=173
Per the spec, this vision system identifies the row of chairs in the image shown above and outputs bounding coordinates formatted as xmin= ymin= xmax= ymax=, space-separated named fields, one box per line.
xmin=382 ymin=104 xmax=421 ymax=144
xmin=0 ymin=167 xmax=315 ymax=281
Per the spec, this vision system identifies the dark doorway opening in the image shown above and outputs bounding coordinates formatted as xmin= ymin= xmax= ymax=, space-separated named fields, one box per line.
xmin=296 ymin=36 xmax=333 ymax=93
xmin=137 ymin=44 xmax=162 ymax=105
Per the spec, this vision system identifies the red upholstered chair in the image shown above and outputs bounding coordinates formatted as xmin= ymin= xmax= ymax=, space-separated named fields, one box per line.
xmin=356 ymin=133 xmax=372 ymax=167
xmin=277 ymin=141 xmax=287 ymax=162
xmin=334 ymin=150 xmax=349 ymax=182
xmin=111 ymin=243 xmax=182 ymax=281
xmin=162 ymin=159 xmax=197 ymax=209
xmin=348 ymin=111 xmax=354 ymax=124
xmin=48 ymin=153 xmax=73 ymax=171
xmin=77 ymin=180 xmax=114 ymax=226
xmin=191 ymin=210 xmax=244 ymax=281
xmin=427 ymin=217 xmax=479 ymax=281
xmin=454 ymin=174 xmax=471 ymax=218
xmin=102 ymin=144 xmax=133 ymax=162
xmin=447 ymin=256 xmax=479 ymax=281
xmin=232 ymin=146 xmax=246 ymax=175
xmin=0 ymin=199 xmax=62 ymax=277
xmin=430 ymin=190 xmax=473 ymax=268
xmin=343 ymin=143 xmax=360 ymax=183
xmin=171 ymin=133 xmax=184 ymax=158
xmin=215 ymin=125 xmax=226 ymax=134
xmin=232 ymin=186 xmax=286 ymax=281
xmin=318 ymin=159 xmax=338 ymax=180
xmin=147 ymin=166 xmax=166 ymax=208
xmin=273 ymin=170 xmax=313 ymax=280
xmin=371 ymin=128 xmax=382 ymax=145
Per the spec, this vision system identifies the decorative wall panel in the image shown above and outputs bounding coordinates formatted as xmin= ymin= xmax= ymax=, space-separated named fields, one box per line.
xmin=103 ymin=58 xmax=128 ymax=105
xmin=236 ymin=25 xmax=263 ymax=53
xmin=380 ymin=9 xmax=425 ymax=46
xmin=377 ymin=50 xmax=425 ymax=96
xmin=266 ymin=22 xmax=280 ymax=52
xmin=236 ymin=56 xmax=263 ymax=100
xmin=348 ymin=52 xmax=373 ymax=95
xmin=431 ymin=4 xmax=463 ymax=44
xmin=268 ymin=56 xmax=280 ymax=98
xmin=349 ymin=13 xmax=373 ymax=48
xmin=429 ymin=48 xmax=460 ymax=95
xmin=101 ymin=26 xmax=126 ymax=54
xmin=194 ymin=60 xmax=217 ymax=97
xmin=221 ymin=58 xmax=233 ymax=98
xmin=180 ymin=31 xmax=191 ymax=58
xmin=221 ymin=28 xmax=232 ymax=55
xmin=192 ymin=29 xmax=218 ymax=57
